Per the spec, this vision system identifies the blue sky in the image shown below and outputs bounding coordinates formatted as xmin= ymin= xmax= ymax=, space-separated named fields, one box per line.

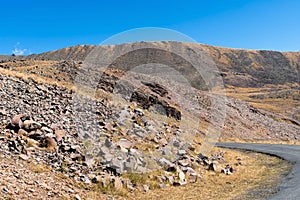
xmin=1 ymin=0 xmax=299 ymax=55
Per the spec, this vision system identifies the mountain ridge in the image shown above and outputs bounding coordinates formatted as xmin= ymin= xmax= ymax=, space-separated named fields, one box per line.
xmin=21 ymin=41 xmax=299 ymax=88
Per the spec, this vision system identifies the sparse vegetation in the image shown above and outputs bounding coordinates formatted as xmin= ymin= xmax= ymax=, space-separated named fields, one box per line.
xmin=128 ymin=148 xmax=292 ymax=200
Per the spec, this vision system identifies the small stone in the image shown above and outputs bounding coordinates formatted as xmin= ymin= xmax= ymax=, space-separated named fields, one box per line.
xmin=2 ymin=187 xmax=9 ymax=193
xmin=44 ymin=137 xmax=57 ymax=151
xmin=18 ymin=129 xmax=28 ymax=136
xmin=203 ymin=159 xmax=211 ymax=166
xmin=22 ymin=120 xmax=41 ymax=131
xmin=173 ymin=180 xmax=187 ymax=186
xmin=186 ymin=167 xmax=196 ymax=175
xmin=178 ymin=159 xmax=190 ymax=167
xmin=159 ymin=158 xmax=175 ymax=171
xmin=188 ymin=173 xmax=198 ymax=183
xmin=208 ymin=163 xmax=217 ymax=171
xmin=75 ymin=194 xmax=82 ymax=200
xmin=54 ymin=129 xmax=66 ymax=141
xmin=41 ymin=126 xmax=53 ymax=133
xmin=0 ymin=110 xmax=7 ymax=115
xmin=221 ymin=168 xmax=232 ymax=175
xmin=134 ymin=108 xmax=144 ymax=116
xmin=166 ymin=176 xmax=174 ymax=184
xmin=11 ymin=114 xmax=24 ymax=128
xmin=68 ymin=188 xmax=74 ymax=193
xmin=70 ymin=153 xmax=82 ymax=161
xmin=19 ymin=154 xmax=29 ymax=161
xmin=117 ymin=139 xmax=132 ymax=149
xmin=142 ymin=185 xmax=149 ymax=193
xmin=179 ymin=171 xmax=185 ymax=182
xmin=178 ymin=149 xmax=187 ymax=156
xmin=110 ymin=158 xmax=124 ymax=173
xmin=198 ymin=153 xmax=208 ymax=160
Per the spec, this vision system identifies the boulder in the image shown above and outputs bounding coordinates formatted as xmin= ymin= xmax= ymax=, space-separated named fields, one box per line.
xmin=22 ymin=120 xmax=41 ymax=131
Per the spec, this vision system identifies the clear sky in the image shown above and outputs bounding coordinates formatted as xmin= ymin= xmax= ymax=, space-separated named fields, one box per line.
xmin=1 ymin=0 xmax=299 ymax=55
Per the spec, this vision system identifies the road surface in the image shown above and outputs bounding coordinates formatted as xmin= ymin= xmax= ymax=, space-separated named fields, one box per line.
xmin=216 ymin=143 xmax=300 ymax=200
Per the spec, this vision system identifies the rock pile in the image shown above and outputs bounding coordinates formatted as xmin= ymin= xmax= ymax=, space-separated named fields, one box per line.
xmin=0 ymin=73 xmax=240 ymax=193
xmin=1 ymin=110 xmax=238 ymax=193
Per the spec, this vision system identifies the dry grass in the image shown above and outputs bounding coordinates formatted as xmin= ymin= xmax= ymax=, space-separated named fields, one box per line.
xmin=29 ymin=163 xmax=51 ymax=173
xmin=224 ymin=86 xmax=300 ymax=120
xmin=22 ymin=148 xmax=291 ymax=200
xmin=126 ymin=147 xmax=292 ymax=200
xmin=221 ymin=137 xmax=300 ymax=145
xmin=0 ymin=67 xmax=75 ymax=91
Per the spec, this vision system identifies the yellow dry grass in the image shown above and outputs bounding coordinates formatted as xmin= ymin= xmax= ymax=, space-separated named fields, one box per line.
xmin=0 ymin=67 xmax=75 ymax=91
xmin=126 ymin=147 xmax=292 ymax=200
xmin=222 ymin=137 xmax=300 ymax=145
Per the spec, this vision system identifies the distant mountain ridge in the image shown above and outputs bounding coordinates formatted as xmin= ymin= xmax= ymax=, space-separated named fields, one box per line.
xmin=2 ymin=42 xmax=300 ymax=88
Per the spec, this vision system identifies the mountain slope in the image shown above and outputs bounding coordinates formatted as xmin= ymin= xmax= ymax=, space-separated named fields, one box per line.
xmin=25 ymin=42 xmax=300 ymax=87
xmin=0 ymin=41 xmax=299 ymax=141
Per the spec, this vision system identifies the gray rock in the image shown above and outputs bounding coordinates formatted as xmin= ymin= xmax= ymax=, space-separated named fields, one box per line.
xmin=75 ymin=194 xmax=81 ymax=200
xmin=178 ymin=159 xmax=190 ymax=167
xmin=134 ymin=108 xmax=144 ymax=116
xmin=41 ymin=126 xmax=53 ymax=134
xmin=124 ymin=156 xmax=137 ymax=172
xmin=178 ymin=149 xmax=187 ymax=156
xmin=158 ymin=158 xmax=175 ymax=170
xmin=19 ymin=154 xmax=29 ymax=161
xmin=110 ymin=157 xmax=124 ymax=173
xmin=208 ymin=163 xmax=217 ymax=171
xmin=186 ymin=167 xmax=196 ymax=175
xmin=22 ymin=120 xmax=41 ymax=131
xmin=117 ymin=139 xmax=132 ymax=149
xmin=166 ymin=175 xmax=174 ymax=184
xmin=178 ymin=171 xmax=185 ymax=183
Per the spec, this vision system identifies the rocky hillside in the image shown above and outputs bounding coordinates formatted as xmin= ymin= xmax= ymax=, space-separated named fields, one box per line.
xmin=2 ymin=42 xmax=297 ymax=88
xmin=0 ymin=66 xmax=298 ymax=141
xmin=2 ymin=41 xmax=300 ymax=120
xmin=0 ymin=41 xmax=299 ymax=199
xmin=22 ymin=42 xmax=299 ymax=87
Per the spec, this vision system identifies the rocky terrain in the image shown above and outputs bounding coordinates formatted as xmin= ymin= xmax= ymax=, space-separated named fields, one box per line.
xmin=2 ymin=41 xmax=298 ymax=121
xmin=0 ymin=41 xmax=299 ymax=199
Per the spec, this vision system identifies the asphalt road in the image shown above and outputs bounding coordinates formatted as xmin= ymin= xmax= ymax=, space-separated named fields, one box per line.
xmin=216 ymin=143 xmax=300 ymax=200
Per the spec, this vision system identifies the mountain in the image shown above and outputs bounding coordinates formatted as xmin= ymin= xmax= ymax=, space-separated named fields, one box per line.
xmin=0 ymin=41 xmax=299 ymax=198
xmin=24 ymin=43 xmax=300 ymax=87
xmin=4 ymin=41 xmax=299 ymax=122
xmin=1 ymin=41 xmax=299 ymax=141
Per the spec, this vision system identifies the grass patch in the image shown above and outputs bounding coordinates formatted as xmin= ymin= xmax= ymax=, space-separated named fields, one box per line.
xmin=123 ymin=172 xmax=148 ymax=186
xmin=127 ymin=147 xmax=292 ymax=200
xmin=29 ymin=163 xmax=51 ymax=173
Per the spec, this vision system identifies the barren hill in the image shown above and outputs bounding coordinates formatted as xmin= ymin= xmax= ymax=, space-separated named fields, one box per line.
xmin=0 ymin=41 xmax=299 ymax=199
xmin=1 ymin=41 xmax=299 ymax=141
xmin=23 ymin=42 xmax=300 ymax=87
xmin=3 ymin=42 xmax=299 ymax=122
